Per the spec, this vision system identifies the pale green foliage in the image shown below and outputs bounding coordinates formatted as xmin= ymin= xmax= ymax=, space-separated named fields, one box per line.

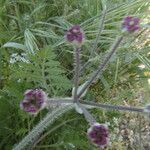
xmin=136 ymin=53 xmax=150 ymax=69
xmin=11 ymin=47 xmax=72 ymax=96
xmin=2 ymin=42 xmax=26 ymax=51
xmin=24 ymin=29 xmax=39 ymax=54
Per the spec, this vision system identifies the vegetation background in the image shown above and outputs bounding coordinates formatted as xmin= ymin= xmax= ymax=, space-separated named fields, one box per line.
xmin=0 ymin=0 xmax=149 ymax=149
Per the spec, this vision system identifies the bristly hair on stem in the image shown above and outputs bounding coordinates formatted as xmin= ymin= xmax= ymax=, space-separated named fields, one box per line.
xmin=77 ymin=36 xmax=123 ymax=99
xmin=73 ymin=47 xmax=81 ymax=103
xmin=47 ymin=98 xmax=73 ymax=104
xmin=77 ymin=103 xmax=96 ymax=125
xmin=46 ymin=99 xmax=144 ymax=113
xmin=80 ymin=100 xmax=144 ymax=113
xmin=13 ymin=105 xmax=73 ymax=150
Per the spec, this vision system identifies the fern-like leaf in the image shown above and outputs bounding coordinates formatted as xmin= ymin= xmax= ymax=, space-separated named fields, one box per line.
xmin=11 ymin=46 xmax=72 ymax=96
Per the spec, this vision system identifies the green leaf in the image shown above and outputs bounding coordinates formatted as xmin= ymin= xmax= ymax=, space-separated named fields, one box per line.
xmin=11 ymin=46 xmax=72 ymax=96
xmin=2 ymin=42 xmax=26 ymax=51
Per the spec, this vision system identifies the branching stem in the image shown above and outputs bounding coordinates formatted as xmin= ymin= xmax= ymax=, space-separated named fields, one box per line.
xmin=47 ymin=98 xmax=144 ymax=113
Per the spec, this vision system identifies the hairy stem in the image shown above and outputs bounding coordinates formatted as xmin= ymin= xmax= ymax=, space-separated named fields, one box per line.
xmin=33 ymin=118 xmax=79 ymax=147
xmin=13 ymin=105 xmax=73 ymax=150
xmin=73 ymin=47 xmax=81 ymax=102
xmin=80 ymin=100 xmax=144 ymax=112
xmin=47 ymin=98 xmax=73 ymax=104
xmin=78 ymin=103 xmax=96 ymax=125
xmin=47 ymin=98 xmax=143 ymax=113
xmin=77 ymin=36 xmax=123 ymax=98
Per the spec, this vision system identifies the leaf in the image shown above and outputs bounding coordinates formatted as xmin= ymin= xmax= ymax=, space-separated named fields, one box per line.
xmin=74 ymin=103 xmax=83 ymax=114
xmin=11 ymin=46 xmax=72 ymax=96
xmin=2 ymin=42 xmax=26 ymax=51
xmin=99 ymin=74 xmax=110 ymax=91
xmin=72 ymin=82 xmax=88 ymax=98
xmin=136 ymin=53 xmax=150 ymax=69
xmin=24 ymin=29 xmax=39 ymax=54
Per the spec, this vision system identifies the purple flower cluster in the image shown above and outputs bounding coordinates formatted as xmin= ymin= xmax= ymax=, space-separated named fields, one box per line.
xmin=122 ymin=16 xmax=140 ymax=33
xmin=65 ymin=25 xmax=84 ymax=45
xmin=87 ymin=123 xmax=109 ymax=148
xmin=20 ymin=89 xmax=47 ymax=114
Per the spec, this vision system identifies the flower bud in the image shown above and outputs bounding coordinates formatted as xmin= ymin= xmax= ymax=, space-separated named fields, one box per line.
xmin=65 ymin=25 xmax=84 ymax=46
xmin=87 ymin=123 xmax=109 ymax=148
xmin=20 ymin=89 xmax=47 ymax=114
xmin=122 ymin=16 xmax=140 ymax=33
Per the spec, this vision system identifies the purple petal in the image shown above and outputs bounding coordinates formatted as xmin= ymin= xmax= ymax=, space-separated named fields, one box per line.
xmin=88 ymin=131 xmax=97 ymax=139
xmin=65 ymin=25 xmax=84 ymax=44
xmin=24 ymin=89 xmax=34 ymax=96
xmin=66 ymin=34 xmax=75 ymax=42
xmin=26 ymin=105 xmax=37 ymax=113
xmin=122 ymin=16 xmax=140 ymax=33
xmin=133 ymin=17 xmax=140 ymax=25
xmin=70 ymin=25 xmax=80 ymax=33
xmin=76 ymin=33 xmax=84 ymax=43
xmin=20 ymin=89 xmax=47 ymax=114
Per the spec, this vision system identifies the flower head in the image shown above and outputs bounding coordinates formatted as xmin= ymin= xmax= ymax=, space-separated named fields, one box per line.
xmin=122 ymin=16 xmax=140 ymax=33
xmin=87 ymin=123 xmax=109 ymax=148
xmin=65 ymin=25 xmax=84 ymax=46
xmin=20 ymin=89 xmax=47 ymax=114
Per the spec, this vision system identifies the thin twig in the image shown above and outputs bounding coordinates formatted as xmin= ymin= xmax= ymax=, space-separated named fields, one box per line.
xmin=77 ymin=36 xmax=123 ymax=98
xmin=80 ymin=100 xmax=144 ymax=113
